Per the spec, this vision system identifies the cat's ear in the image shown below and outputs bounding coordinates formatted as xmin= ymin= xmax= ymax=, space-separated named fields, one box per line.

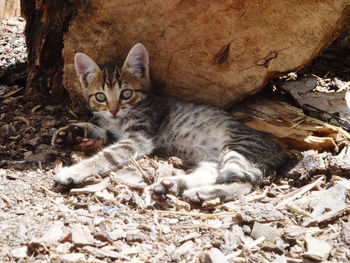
xmin=123 ymin=43 xmax=149 ymax=78
xmin=74 ymin=52 xmax=100 ymax=88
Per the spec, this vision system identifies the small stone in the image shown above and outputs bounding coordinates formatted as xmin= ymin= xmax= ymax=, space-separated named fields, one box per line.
xmin=108 ymin=228 xmax=126 ymax=241
xmin=271 ymin=255 xmax=288 ymax=263
xmin=58 ymin=253 xmax=86 ymax=262
xmin=202 ymin=198 xmax=221 ymax=208
xmin=95 ymin=189 xmax=114 ymax=201
xmin=179 ymin=232 xmax=201 ymax=244
xmin=242 ymin=225 xmax=251 ymax=235
xmin=304 ymin=235 xmax=331 ymax=261
xmin=340 ymin=222 xmax=350 ymax=245
xmin=55 ymin=243 xmax=73 ymax=254
xmin=70 ymin=178 xmax=110 ymax=195
xmin=10 ymin=246 xmax=27 ymax=259
xmin=162 ymin=224 xmax=171 ymax=234
xmin=25 ymin=151 xmax=57 ymax=163
xmin=138 ymin=251 xmax=152 ymax=262
xmin=83 ymin=246 xmax=120 ymax=260
xmin=88 ymin=204 xmax=101 ymax=213
xmin=37 ymin=221 xmax=64 ymax=246
xmin=111 ymin=168 xmax=144 ymax=185
xmin=125 ymin=229 xmax=147 ymax=243
xmin=71 ymin=223 xmax=97 ymax=246
xmin=251 ymin=222 xmax=280 ymax=243
xmin=173 ymin=240 xmax=194 ymax=261
xmin=310 ymin=183 xmax=347 ymax=217
xmin=237 ymin=203 xmax=284 ymax=222
xmin=23 ymin=151 xmax=33 ymax=160
xmin=204 ymin=248 xmax=228 ymax=263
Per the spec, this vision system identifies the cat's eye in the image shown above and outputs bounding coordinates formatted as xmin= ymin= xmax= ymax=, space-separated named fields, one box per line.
xmin=120 ymin=89 xmax=133 ymax=100
xmin=95 ymin=92 xmax=106 ymax=102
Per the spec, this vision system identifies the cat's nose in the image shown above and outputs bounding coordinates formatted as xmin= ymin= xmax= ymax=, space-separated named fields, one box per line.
xmin=110 ymin=109 xmax=119 ymax=117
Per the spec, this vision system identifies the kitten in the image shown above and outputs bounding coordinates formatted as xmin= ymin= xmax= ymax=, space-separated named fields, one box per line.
xmin=53 ymin=43 xmax=286 ymax=203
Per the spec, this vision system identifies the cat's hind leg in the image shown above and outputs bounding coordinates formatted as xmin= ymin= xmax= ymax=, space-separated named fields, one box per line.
xmin=217 ymin=147 xmax=264 ymax=185
xmin=152 ymin=161 xmax=219 ymax=200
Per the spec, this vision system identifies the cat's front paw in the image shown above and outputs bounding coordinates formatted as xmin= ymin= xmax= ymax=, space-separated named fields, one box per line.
xmin=52 ymin=125 xmax=85 ymax=149
xmin=55 ymin=166 xmax=88 ymax=185
xmin=151 ymin=177 xmax=183 ymax=201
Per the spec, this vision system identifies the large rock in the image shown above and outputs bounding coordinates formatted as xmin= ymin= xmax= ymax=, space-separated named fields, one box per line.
xmin=63 ymin=0 xmax=350 ymax=109
xmin=0 ymin=0 xmax=20 ymax=20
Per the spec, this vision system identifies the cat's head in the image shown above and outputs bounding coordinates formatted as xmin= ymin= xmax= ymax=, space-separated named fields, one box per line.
xmin=74 ymin=43 xmax=151 ymax=119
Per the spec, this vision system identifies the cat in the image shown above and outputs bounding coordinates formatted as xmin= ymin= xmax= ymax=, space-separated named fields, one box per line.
xmin=52 ymin=43 xmax=287 ymax=203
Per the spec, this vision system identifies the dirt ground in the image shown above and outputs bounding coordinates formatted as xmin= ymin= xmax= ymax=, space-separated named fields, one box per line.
xmin=1 ymin=16 xmax=350 ymax=263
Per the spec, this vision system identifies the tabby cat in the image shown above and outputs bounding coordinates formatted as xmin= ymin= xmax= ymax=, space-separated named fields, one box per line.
xmin=53 ymin=43 xmax=286 ymax=203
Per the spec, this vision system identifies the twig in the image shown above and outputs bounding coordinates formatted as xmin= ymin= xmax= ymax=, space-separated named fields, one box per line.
xmin=13 ymin=116 xmax=30 ymax=125
xmin=171 ymin=224 xmax=222 ymax=230
xmin=244 ymin=236 xmax=265 ymax=250
xmin=31 ymin=105 xmax=42 ymax=113
xmin=303 ymin=205 xmax=350 ymax=226
xmin=225 ymin=251 xmax=243 ymax=261
xmin=69 ymin=109 xmax=78 ymax=118
xmin=221 ymin=188 xmax=268 ymax=212
xmin=276 ymin=176 xmax=324 ymax=209
xmin=40 ymin=185 xmax=59 ymax=197
xmin=1 ymin=86 xmax=23 ymax=98
xmin=240 ymin=188 xmax=268 ymax=203
xmin=166 ymin=194 xmax=191 ymax=211
xmin=109 ymin=176 xmax=145 ymax=191
xmin=129 ymin=156 xmax=153 ymax=184
xmin=144 ymin=155 xmax=158 ymax=169
xmin=290 ymin=117 xmax=305 ymax=128
xmin=156 ymin=210 xmax=237 ymax=218
xmin=286 ymin=203 xmax=312 ymax=218
xmin=94 ymin=194 xmax=102 ymax=204
xmin=0 ymin=193 xmax=11 ymax=205
xmin=37 ymin=161 xmax=43 ymax=170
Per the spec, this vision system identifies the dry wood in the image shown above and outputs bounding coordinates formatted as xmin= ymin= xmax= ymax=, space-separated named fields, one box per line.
xmin=109 ymin=176 xmax=145 ymax=191
xmin=39 ymin=185 xmax=59 ymax=197
xmin=156 ymin=210 xmax=237 ymax=218
xmin=286 ymin=203 xmax=312 ymax=218
xmin=129 ymin=156 xmax=153 ymax=184
xmin=232 ymin=99 xmax=350 ymax=151
xmin=303 ymin=205 xmax=350 ymax=227
xmin=70 ymin=178 xmax=110 ymax=195
xmin=244 ymin=236 xmax=266 ymax=250
xmin=276 ymin=176 xmax=324 ymax=209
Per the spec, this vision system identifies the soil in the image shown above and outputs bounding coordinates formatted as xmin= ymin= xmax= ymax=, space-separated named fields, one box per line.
xmin=1 ymin=16 xmax=350 ymax=262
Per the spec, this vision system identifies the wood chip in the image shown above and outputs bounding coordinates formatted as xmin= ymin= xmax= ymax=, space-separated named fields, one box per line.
xmin=205 ymin=248 xmax=229 ymax=263
xmin=276 ymin=176 xmax=324 ymax=209
xmin=303 ymin=205 xmax=350 ymax=227
xmin=70 ymin=178 xmax=110 ymax=195
xmin=82 ymin=246 xmax=120 ymax=259
xmin=71 ymin=223 xmax=97 ymax=246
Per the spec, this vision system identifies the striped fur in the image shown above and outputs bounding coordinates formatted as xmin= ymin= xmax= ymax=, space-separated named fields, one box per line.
xmin=53 ymin=43 xmax=286 ymax=203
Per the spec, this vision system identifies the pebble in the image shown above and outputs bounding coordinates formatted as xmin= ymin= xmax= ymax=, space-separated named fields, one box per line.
xmin=204 ymin=248 xmax=228 ymax=263
xmin=10 ymin=246 xmax=27 ymax=259
xmin=251 ymin=222 xmax=280 ymax=243
xmin=304 ymin=235 xmax=331 ymax=261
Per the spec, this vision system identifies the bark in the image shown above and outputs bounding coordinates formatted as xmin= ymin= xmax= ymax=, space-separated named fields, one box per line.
xmin=21 ymin=0 xmax=82 ymax=102
xmin=22 ymin=0 xmax=350 ymax=109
